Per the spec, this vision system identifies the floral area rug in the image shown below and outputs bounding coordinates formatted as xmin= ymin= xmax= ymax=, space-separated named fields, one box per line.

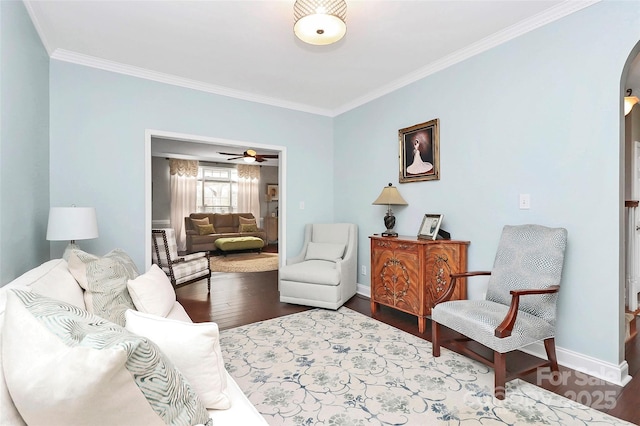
xmin=219 ymin=308 xmax=631 ymax=425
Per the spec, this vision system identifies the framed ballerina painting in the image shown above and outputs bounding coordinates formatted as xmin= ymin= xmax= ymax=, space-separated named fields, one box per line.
xmin=398 ymin=118 xmax=440 ymax=183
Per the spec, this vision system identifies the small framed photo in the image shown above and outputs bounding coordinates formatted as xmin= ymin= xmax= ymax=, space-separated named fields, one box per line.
xmin=266 ymin=184 xmax=279 ymax=201
xmin=418 ymin=214 xmax=443 ymax=240
xmin=399 ymin=118 xmax=440 ymax=183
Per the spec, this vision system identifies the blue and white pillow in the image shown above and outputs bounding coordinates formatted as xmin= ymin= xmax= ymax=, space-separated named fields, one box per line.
xmin=68 ymin=248 xmax=138 ymax=326
xmin=1 ymin=290 xmax=211 ymax=426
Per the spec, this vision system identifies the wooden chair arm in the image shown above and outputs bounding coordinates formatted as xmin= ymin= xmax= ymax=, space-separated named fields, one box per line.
xmin=495 ymin=285 xmax=560 ymax=338
xmin=433 ymin=271 xmax=492 ymax=306
xmin=450 ymin=271 xmax=492 ymax=279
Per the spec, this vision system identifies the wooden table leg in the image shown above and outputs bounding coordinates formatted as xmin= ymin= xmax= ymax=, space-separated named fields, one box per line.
xmin=418 ymin=316 xmax=426 ymax=333
xmin=371 ymin=300 xmax=378 ymax=314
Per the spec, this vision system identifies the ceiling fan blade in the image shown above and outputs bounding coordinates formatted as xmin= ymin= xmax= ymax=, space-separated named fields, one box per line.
xmin=226 ymin=156 xmax=243 ymax=161
xmin=218 ymin=152 xmax=243 ymax=156
xmin=260 ymin=154 xmax=279 ymax=159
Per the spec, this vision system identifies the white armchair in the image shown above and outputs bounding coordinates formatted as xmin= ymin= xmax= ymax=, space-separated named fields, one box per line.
xmin=279 ymin=223 xmax=358 ymax=310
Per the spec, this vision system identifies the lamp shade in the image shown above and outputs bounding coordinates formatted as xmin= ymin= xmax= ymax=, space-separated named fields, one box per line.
xmin=372 ymin=183 xmax=408 ymax=206
xmin=294 ymin=0 xmax=347 ymax=46
xmin=625 ymin=95 xmax=639 ymax=116
xmin=46 ymin=207 xmax=99 ymax=241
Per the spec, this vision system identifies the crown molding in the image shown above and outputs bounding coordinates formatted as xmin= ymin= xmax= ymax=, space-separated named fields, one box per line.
xmin=50 ymin=49 xmax=334 ymax=117
xmin=43 ymin=1 xmax=598 ymax=118
xmin=332 ymin=0 xmax=600 ymax=116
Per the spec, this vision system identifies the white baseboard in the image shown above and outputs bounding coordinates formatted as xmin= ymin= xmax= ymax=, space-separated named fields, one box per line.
xmin=355 ymin=283 xmax=631 ymax=387
xmin=152 ymin=219 xmax=170 ymax=228
xmin=518 ymin=342 xmax=631 ymax=387
xmin=356 ymin=282 xmax=370 ymax=298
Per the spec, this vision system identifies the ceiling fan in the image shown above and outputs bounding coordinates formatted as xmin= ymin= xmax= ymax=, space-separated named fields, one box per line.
xmin=218 ymin=149 xmax=278 ymax=163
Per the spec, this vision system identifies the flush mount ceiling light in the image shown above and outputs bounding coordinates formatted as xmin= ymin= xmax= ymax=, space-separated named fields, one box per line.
xmin=294 ymin=0 xmax=347 ymax=46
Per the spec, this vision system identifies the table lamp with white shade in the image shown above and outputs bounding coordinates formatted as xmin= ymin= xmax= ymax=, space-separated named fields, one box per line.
xmin=46 ymin=206 xmax=99 ymax=256
xmin=372 ymin=183 xmax=408 ymax=237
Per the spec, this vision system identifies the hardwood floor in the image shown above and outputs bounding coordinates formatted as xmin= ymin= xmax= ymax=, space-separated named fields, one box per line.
xmin=176 ymin=272 xmax=640 ymax=425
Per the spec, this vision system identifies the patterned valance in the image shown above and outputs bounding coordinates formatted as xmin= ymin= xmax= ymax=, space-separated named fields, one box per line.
xmin=237 ymin=164 xmax=260 ymax=180
xmin=169 ymin=159 xmax=198 ymax=177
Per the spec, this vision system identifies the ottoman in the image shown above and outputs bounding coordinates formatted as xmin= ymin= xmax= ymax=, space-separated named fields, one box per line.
xmin=215 ymin=236 xmax=265 ymax=255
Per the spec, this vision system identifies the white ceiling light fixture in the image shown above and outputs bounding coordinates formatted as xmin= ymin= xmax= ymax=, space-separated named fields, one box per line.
xmin=625 ymin=89 xmax=639 ymax=116
xmin=294 ymin=0 xmax=347 ymax=46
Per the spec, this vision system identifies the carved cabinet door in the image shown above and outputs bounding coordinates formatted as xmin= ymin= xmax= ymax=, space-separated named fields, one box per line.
xmin=371 ymin=239 xmax=421 ymax=315
xmin=423 ymin=243 xmax=467 ymax=311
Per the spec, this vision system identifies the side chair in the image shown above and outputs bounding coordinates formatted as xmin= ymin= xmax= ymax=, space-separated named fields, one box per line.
xmin=151 ymin=228 xmax=212 ymax=292
xmin=431 ymin=224 xmax=568 ymax=399
xmin=279 ymin=223 xmax=357 ymax=309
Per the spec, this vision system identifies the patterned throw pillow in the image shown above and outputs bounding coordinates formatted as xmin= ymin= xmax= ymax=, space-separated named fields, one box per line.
xmin=239 ymin=223 xmax=258 ymax=233
xmin=238 ymin=216 xmax=256 ymax=232
xmin=126 ymin=310 xmax=231 ymax=410
xmin=2 ymin=290 xmax=212 ymax=426
xmin=198 ymin=224 xmax=215 ymax=235
xmin=67 ymin=249 xmax=138 ymax=326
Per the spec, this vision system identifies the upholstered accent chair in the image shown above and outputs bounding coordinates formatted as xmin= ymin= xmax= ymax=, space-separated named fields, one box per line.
xmin=151 ymin=229 xmax=212 ymax=292
xmin=279 ymin=223 xmax=357 ymax=309
xmin=431 ymin=224 xmax=568 ymax=399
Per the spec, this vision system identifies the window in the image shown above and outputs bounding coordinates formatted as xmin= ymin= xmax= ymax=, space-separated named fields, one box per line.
xmin=196 ymin=166 xmax=238 ymax=213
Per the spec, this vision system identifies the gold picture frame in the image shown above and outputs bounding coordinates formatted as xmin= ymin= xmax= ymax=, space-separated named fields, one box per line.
xmin=266 ymin=184 xmax=279 ymax=201
xmin=399 ymin=118 xmax=440 ymax=183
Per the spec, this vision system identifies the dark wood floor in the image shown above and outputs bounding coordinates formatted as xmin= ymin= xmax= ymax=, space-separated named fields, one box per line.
xmin=176 ymin=271 xmax=640 ymax=425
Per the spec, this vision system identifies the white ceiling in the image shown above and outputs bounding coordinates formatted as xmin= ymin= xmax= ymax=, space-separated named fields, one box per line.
xmin=24 ymin=0 xmax=637 ymax=118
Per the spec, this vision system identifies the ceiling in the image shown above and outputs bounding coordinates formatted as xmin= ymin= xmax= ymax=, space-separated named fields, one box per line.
xmin=151 ymin=137 xmax=280 ymax=166
xmin=24 ymin=0 xmax=637 ymax=118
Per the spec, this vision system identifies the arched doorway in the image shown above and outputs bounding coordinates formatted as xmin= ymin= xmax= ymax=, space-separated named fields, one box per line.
xmin=621 ymin=43 xmax=640 ymax=369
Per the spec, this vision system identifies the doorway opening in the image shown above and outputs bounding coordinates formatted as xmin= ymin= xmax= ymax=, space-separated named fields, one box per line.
xmin=144 ymin=129 xmax=287 ymax=269
xmin=622 ymin=45 xmax=640 ymax=370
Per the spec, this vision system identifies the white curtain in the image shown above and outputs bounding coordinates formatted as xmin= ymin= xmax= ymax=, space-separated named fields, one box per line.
xmin=237 ymin=164 xmax=261 ymax=220
xmin=169 ymin=159 xmax=198 ymax=252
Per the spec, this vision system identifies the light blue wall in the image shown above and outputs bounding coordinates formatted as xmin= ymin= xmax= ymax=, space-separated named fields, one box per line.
xmin=0 ymin=0 xmax=50 ymax=284
xmin=334 ymin=1 xmax=640 ymax=365
xmin=49 ymin=62 xmax=334 ymax=266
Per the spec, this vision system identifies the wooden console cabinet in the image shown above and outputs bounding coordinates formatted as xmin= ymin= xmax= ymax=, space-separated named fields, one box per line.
xmin=369 ymin=235 xmax=469 ymax=333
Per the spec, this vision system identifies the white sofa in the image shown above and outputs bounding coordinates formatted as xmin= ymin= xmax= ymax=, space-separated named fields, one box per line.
xmin=0 ymin=257 xmax=267 ymax=425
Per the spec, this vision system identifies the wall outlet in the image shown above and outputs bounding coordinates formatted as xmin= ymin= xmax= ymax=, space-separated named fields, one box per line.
xmin=361 ymin=265 xmax=366 ymax=275
xmin=299 ymin=201 xmax=305 ymax=210
xmin=519 ymin=193 xmax=531 ymax=209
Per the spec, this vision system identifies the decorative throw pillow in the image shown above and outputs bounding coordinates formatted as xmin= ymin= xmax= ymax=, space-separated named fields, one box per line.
xmin=5 ymin=258 xmax=84 ymax=309
xmin=191 ymin=217 xmax=210 ymax=230
xmin=198 ymin=224 xmax=215 ymax=235
xmin=305 ymin=242 xmax=346 ymax=262
xmin=239 ymin=223 xmax=258 ymax=233
xmin=67 ymin=249 xmax=138 ymax=326
xmin=238 ymin=216 xmax=256 ymax=225
xmin=126 ymin=264 xmax=176 ymax=317
xmin=2 ymin=290 xmax=211 ymax=426
xmin=125 ymin=310 xmax=231 ymax=410
xmin=238 ymin=216 xmax=256 ymax=232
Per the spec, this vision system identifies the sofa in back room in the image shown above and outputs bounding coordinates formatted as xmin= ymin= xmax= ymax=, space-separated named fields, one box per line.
xmin=185 ymin=213 xmax=267 ymax=253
